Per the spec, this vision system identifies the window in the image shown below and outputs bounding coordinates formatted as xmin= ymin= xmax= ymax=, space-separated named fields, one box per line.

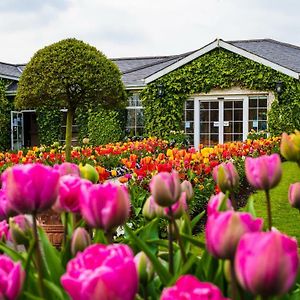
xmin=248 ymin=96 xmax=268 ymax=132
xmin=126 ymin=93 xmax=144 ymax=136
xmin=183 ymin=99 xmax=194 ymax=145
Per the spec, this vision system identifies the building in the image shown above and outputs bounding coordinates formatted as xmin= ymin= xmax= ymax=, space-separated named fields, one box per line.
xmin=1 ymin=38 xmax=300 ymax=149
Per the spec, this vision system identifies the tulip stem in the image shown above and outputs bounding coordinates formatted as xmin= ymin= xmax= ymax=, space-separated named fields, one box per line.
xmin=32 ymin=213 xmax=45 ymax=299
xmin=265 ymin=189 xmax=272 ymax=230
xmin=230 ymin=192 xmax=237 ymax=211
xmin=63 ymin=212 xmax=69 ymax=247
xmin=170 ymin=215 xmax=187 ymax=263
xmin=230 ymin=259 xmax=238 ymax=300
xmin=168 ymin=219 xmax=174 ymax=275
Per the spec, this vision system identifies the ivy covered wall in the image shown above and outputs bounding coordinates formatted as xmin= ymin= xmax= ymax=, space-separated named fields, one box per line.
xmin=141 ymin=48 xmax=300 ymax=137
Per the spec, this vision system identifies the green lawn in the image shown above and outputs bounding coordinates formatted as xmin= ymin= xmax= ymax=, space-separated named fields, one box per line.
xmin=251 ymin=161 xmax=300 ymax=243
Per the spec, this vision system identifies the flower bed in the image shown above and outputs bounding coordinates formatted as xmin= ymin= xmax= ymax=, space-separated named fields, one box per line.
xmin=0 ymin=132 xmax=299 ymax=299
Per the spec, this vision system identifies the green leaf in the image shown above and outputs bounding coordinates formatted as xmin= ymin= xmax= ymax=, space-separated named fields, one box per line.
xmin=191 ymin=211 xmax=206 ymax=229
xmin=94 ymin=229 xmax=108 ymax=244
xmin=38 ymin=227 xmax=65 ymax=286
xmin=43 ymin=279 xmax=68 ymax=300
xmin=124 ymin=224 xmax=171 ymax=285
xmin=245 ymin=196 xmax=256 ymax=217
xmin=0 ymin=242 xmax=26 ymax=263
xmin=180 ymin=233 xmax=206 ymax=249
xmin=21 ymin=292 xmax=44 ymax=300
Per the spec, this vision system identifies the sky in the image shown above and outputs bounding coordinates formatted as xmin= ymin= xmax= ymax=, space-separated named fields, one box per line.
xmin=0 ymin=0 xmax=300 ymax=64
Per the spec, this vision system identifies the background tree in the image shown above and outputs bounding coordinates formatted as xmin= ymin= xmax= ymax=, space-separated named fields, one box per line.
xmin=15 ymin=38 xmax=126 ymax=161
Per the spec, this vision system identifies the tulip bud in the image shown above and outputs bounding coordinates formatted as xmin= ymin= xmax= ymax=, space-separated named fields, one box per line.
xmin=142 ymin=196 xmax=164 ymax=220
xmin=9 ymin=215 xmax=32 ymax=246
xmin=280 ymin=132 xmax=300 ymax=163
xmin=288 ymin=182 xmax=300 ymax=209
xmin=71 ymin=227 xmax=91 ymax=256
xmin=150 ymin=171 xmax=181 ymax=207
xmin=134 ymin=251 xmax=154 ymax=284
xmin=245 ymin=154 xmax=282 ymax=190
xmin=164 ymin=192 xmax=188 ymax=219
xmin=180 ymin=180 xmax=194 ymax=201
xmin=213 ymin=162 xmax=239 ymax=193
xmin=79 ymin=163 xmax=99 ymax=183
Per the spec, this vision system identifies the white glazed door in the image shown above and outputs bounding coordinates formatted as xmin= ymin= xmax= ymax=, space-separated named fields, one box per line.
xmin=11 ymin=111 xmax=24 ymax=150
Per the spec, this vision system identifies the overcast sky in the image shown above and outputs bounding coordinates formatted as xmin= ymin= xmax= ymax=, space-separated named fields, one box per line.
xmin=0 ymin=0 xmax=300 ymax=63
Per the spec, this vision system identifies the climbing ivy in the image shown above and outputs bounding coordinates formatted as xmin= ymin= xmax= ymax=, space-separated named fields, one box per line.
xmin=36 ymin=106 xmax=62 ymax=145
xmin=0 ymin=80 xmax=12 ymax=150
xmin=141 ymin=48 xmax=300 ymax=137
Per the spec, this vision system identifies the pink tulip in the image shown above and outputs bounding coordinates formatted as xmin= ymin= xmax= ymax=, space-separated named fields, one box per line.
xmin=0 ymin=255 xmax=25 ymax=300
xmin=213 ymin=162 xmax=239 ymax=193
xmin=160 ymin=275 xmax=228 ymax=300
xmin=235 ymin=230 xmax=299 ymax=296
xmin=288 ymin=182 xmax=300 ymax=209
xmin=0 ymin=189 xmax=16 ymax=220
xmin=80 ymin=183 xmax=130 ymax=231
xmin=164 ymin=192 xmax=188 ymax=219
xmin=61 ymin=244 xmax=138 ymax=300
xmin=206 ymin=211 xmax=263 ymax=259
xmin=245 ymin=154 xmax=282 ymax=190
xmin=207 ymin=193 xmax=233 ymax=217
xmin=2 ymin=164 xmax=60 ymax=214
xmin=54 ymin=162 xmax=80 ymax=177
xmin=55 ymin=176 xmax=91 ymax=213
xmin=0 ymin=220 xmax=9 ymax=240
xmin=150 ymin=171 xmax=181 ymax=207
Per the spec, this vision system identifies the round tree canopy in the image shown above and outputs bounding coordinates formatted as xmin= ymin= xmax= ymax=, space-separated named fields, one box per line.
xmin=15 ymin=38 xmax=126 ymax=111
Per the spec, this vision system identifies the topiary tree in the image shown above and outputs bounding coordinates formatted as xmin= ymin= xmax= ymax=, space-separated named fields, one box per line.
xmin=15 ymin=38 xmax=126 ymax=161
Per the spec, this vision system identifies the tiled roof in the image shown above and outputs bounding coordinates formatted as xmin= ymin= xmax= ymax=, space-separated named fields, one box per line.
xmin=228 ymin=39 xmax=300 ymax=73
xmin=0 ymin=62 xmax=22 ymax=79
xmin=2 ymin=38 xmax=300 ymax=94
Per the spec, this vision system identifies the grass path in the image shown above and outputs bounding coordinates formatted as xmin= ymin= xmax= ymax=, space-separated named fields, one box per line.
xmin=251 ymin=161 xmax=300 ymax=243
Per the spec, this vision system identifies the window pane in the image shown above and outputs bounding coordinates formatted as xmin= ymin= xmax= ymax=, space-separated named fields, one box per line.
xmin=233 ymin=134 xmax=243 ymax=141
xmin=210 ymin=102 xmax=219 ymax=109
xmin=126 ymin=109 xmax=136 ymax=127
xmin=200 ymin=122 xmax=209 ymax=133
xmin=200 ymin=110 xmax=209 ymax=122
xmin=234 ymin=101 xmax=243 ymax=109
xmin=258 ymin=110 xmax=267 ymax=121
xmin=136 ymin=110 xmax=144 ymax=126
xmin=224 ymin=110 xmax=232 ymax=121
xmin=186 ymin=110 xmax=194 ymax=120
xmin=234 ymin=109 xmax=243 ymax=121
xmin=224 ymin=101 xmax=232 ymax=109
xmin=200 ymin=102 xmax=209 ymax=109
xmin=210 ymin=110 xmax=219 ymax=121
xmin=249 ymin=109 xmax=257 ymax=120
xmin=259 ymin=98 xmax=267 ymax=108
xmin=224 ymin=134 xmax=232 ymax=142
xmin=249 ymin=98 xmax=257 ymax=108
xmin=234 ymin=122 xmax=243 ymax=133
xmin=186 ymin=101 xmax=194 ymax=109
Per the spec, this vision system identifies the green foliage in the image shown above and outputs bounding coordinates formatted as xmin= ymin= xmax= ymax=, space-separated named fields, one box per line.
xmin=15 ymin=38 xmax=126 ymax=111
xmin=87 ymin=108 xmax=123 ymax=145
xmin=36 ymin=106 xmax=62 ymax=145
xmin=141 ymin=49 xmax=300 ymax=137
xmin=247 ymin=129 xmax=268 ymax=140
xmin=0 ymin=80 xmax=12 ymax=150
xmin=268 ymin=101 xmax=300 ymax=135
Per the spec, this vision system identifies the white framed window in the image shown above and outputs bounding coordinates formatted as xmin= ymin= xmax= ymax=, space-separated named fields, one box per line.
xmin=248 ymin=96 xmax=268 ymax=132
xmin=183 ymin=99 xmax=194 ymax=145
xmin=126 ymin=93 xmax=144 ymax=136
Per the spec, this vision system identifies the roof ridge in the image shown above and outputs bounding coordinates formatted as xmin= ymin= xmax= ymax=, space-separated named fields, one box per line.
xmin=0 ymin=61 xmax=21 ymax=67
xmin=228 ymin=38 xmax=300 ymax=51
xmin=111 ymin=55 xmax=175 ymax=61
xmin=122 ymin=54 xmax=186 ymax=75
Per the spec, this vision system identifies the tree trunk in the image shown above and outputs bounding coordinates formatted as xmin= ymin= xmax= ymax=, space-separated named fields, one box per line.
xmin=65 ymin=109 xmax=73 ymax=162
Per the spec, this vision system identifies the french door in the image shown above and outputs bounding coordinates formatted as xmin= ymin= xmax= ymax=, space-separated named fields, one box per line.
xmin=195 ymin=96 xmax=248 ymax=147
xmin=11 ymin=111 xmax=24 ymax=150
